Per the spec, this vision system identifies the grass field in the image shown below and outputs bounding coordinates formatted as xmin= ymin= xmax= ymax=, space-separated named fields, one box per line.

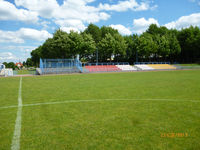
xmin=15 ymin=69 xmax=36 ymax=75
xmin=175 ymin=64 xmax=200 ymax=66
xmin=0 ymin=70 xmax=200 ymax=150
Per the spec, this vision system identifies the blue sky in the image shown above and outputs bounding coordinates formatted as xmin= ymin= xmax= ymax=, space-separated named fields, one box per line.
xmin=0 ymin=0 xmax=200 ymax=62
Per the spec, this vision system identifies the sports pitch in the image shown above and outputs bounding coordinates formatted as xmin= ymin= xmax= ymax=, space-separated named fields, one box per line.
xmin=0 ymin=70 xmax=200 ymax=150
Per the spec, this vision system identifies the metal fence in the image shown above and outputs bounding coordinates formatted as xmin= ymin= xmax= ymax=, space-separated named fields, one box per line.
xmin=13 ymin=70 xmax=36 ymax=75
xmin=40 ymin=58 xmax=83 ymax=74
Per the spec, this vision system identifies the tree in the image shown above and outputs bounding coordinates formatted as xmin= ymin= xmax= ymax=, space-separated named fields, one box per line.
xmin=136 ymin=33 xmax=157 ymax=61
xmin=101 ymin=26 xmax=119 ymax=38
xmin=84 ymin=24 xmax=102 ymax=44
xmin=31 ymin=46 xmax=42 ymax=66
xmin=3 ymin=62 xmax=7 ymax=66
xmin=80 ymin=32 xmax=96 ymax=61
xmin=124 ymin=35 xmax=136 ymax=63
xmin=5 ymin=62 xmax=16 ymax=70
xmin=147 ymin=24 xmax=168 ymax=36
xmin=98 ymin=33 xmax=116 ymax=62
xmin=41 ymin=29 xmax=71 ymax=59
xmin=113 ymin=33 xmax=127 ymax=62
xmin=28 ymin=24 xmax=200 ymax=64
xmin=26 ymin=58 xmax=34 ymax=67
xmin=167 ymin=33 xmax=181 ymax=62
xmin=68 ymin=31 xmax=83 ymax=58
xmin=146 ymin=24 xmax=181 ymax=62
xmin=98 ymin=33 xmax=127 ymax=62
xmin=177 ymin=26 xmax=200 ymax=63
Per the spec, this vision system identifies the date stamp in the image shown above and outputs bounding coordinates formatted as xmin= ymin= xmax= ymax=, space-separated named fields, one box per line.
xmin=161 ymin=133 xmax=189 ymax=138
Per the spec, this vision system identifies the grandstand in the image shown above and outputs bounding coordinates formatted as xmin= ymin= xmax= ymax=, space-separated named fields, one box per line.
xmin=83 ymin=62 xmax=137 ymax=73
xmin=148 ymin=64 xmax=176 ymax=70
xmin=37 ymin=60 xmax=179 ymax=75
xmin=116 ymin=65 xmax=137 ymax=71
xmin=134 ymin=62 xmax=176 ymax=71
xmin=39 ymin=58 xmax=83 ymax=74
xmin=135 ymin=65 xmax=154 ymax=70
xmin=85 ymin=65 xmax=121 ymax=72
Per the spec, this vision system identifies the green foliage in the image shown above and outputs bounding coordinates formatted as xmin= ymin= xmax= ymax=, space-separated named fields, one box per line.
xmin=3 ymin=62 xmax=17 ymax=70
xmin=80 ymin=32 xmax=96 ymax=61
xmin=124 ymin=35 xmax=136 ymax=63
xmin=113 ymin=33 xmax=127 ymax=61
xmin=84 ymin=23 xmax=102 ymax=44
xmin=41 ymin=29 xmax=72 ymax=59
xmin=177 ymin=26 xmax=200 ymax=63
xmin=98 ymin=33 xmax=115 ymax=62
xmin=29 ymin=24 xmax=200 ymax=66
xmin=101 ymin=26 xmax=119 ymax=38
xmin=26 ymin=58 xmax=34 ymax=67
xmin=98 ymin=33 xmax=127 ymax=62
xmin=31 ymin=46 xmax=42 ymax=66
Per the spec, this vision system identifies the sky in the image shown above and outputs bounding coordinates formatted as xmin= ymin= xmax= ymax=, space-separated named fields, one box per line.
xmin=0 ymin=0 xmax=200 ymax=63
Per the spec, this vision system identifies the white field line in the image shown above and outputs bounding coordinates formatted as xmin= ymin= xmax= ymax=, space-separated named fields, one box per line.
xmin=11 ymin=77 xmax=22 ymax=150
xmin=0 ymin=98 xmax=199 ymax=110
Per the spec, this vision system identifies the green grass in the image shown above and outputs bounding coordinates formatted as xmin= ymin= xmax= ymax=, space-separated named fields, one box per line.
xmin=0 ymin=77 xmax=20 ymax=150
xmin=1 ymin=70 xmax=200 ymax=150
xmin=175 ymin=63 xmax=200 ymax=66
xmin=16 ymin=70 xmax=30 ymax=75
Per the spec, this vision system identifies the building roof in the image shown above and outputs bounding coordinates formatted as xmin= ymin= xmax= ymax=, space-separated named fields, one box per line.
xmin=16 ymin=62 xmax=23 ymax=66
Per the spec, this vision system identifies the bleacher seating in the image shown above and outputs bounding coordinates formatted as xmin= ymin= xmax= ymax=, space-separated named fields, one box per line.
xmin=135 ymin=65 xmax=154 ymax=70
xmin=147 ymin=64 xmax=176 ymax=70
xmin=84 ymin=63 xmax=177 ymax=72
xmin=85 ymin=65 xmax=121 ymax=72
xmin=116 ymin=65 xmax=137 ymax=71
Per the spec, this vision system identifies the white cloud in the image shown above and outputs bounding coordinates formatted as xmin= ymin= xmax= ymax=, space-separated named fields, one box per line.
xmin=0 ymin=52 xmax=17 ymax=60
xmin=14 ymin=0 xmax=110 ymax=23
xmin=55 ymin=19 xmax=86 ymax=32
xmin=0 ymin=28 xmax=52 ymax=43
xmin=165 ymin=13 xmax=200 ymax=29
xmin=98 ymin=0 xmax=155 ymax=12
xmin=133 ymin=17 xmax=159 ymax=34
xmin=15 ymin=0 xmax=59 ymax=19
xmin=0 ymin=0 xmax=38 ymax=23
xmin=110 ymin=24 xmax=132 ymax=35
xmin=0 ymin=45 xmax=37 ymax=52
xmin=0 ymin=30 xmax=24 ymax=43
xmin=54 ymin=0 xmax=110 ymax=23
xmin=18 ymin=28 xmax=52 ymax=41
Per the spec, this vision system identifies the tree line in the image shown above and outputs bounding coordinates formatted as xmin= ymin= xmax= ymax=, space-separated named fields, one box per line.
xmin=29 ymin=24 xmax=200 ymax=66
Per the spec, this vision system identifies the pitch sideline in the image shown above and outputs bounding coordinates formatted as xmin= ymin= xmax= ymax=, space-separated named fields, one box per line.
xmin=11 ymin=77 xmax=22 ymax=150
